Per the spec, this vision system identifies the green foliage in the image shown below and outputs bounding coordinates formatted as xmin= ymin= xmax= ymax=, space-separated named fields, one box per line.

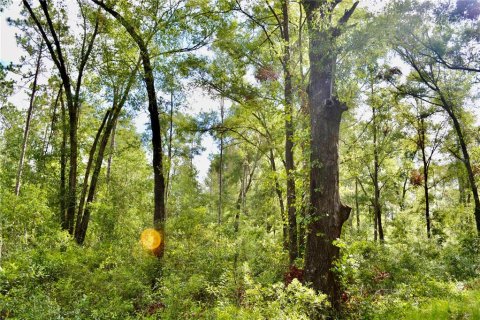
xmin=2 ymin=0 xmax=480 ymax=319
xmin=338 ymin=230 xmax=480 ymax=319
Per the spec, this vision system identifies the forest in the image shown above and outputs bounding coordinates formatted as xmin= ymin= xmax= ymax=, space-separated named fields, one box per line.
xmin=0 ymin=0 xmax=480 ymax=319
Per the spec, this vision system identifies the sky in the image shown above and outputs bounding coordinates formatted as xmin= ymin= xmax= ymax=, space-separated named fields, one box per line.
xmin=0 ymin=0 xmax=218 ymax=183
xmin=0 ymin=0 xmax=446 ymax=183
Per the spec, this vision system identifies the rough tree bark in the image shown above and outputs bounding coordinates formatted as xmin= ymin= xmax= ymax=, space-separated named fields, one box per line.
xmin=302 ymin=0 xmax=358 ymax=309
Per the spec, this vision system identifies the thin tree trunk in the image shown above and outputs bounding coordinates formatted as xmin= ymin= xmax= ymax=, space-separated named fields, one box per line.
xmin=282 ymin=0 xmax=298 ymax=265
xmin=75 ymin=112 xmax=116 ymax=243
xmin=298 ymin=195 xmax=306 ymax=257
xmin=60 ymin=91 xmax=67 ymax=227
xmin=419 ymin=117 xmax=431 ymax=238
xmin=15 ymin=42 xmax=43 ymax=196
xmin=75 ymin=62 xmax=139 ymax=244
xmin=42 ymin=86 xmax=62 ymax=160
xmin=269 ymin=149 xmax=287 ymax=249
xmin=75 ymin=107 xmax=111 ymax=236
xmin=458 ymin=163 xmax=467 ymax=205
xmin=234 ymin=158 xmax=257 ymax=233
xmin=166 ymin=90 xmax=174 ymax=201
xmin=372 ymin=104 xmax=384 ymax=241
xmin=106 ymin=118 xmax=117 ymax=184
xmin=23 ymin=1 xmax=99 ymax=235
xmin=423 ymin=169 xmax=431 ymax=237
xmin=218 ymin=97 xmax=224 ymax=224
xmin=234 ymin=161 xmax=248 ymax=233
xmin=355 ymin=178 xmax=360 ymax=231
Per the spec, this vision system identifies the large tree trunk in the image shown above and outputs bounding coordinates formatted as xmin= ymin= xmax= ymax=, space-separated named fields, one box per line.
xmin=66 ymin=97 xmax=79 ymax=235
xmin=302 ymin=0 xmax=357 ymax=309
xmin=282 ymin=0 xmax=298 ymax=265
xmin=15 ymin=42 xmax=43 ymax=196
xmin=303 ymin=26 xmax=350 ymax=311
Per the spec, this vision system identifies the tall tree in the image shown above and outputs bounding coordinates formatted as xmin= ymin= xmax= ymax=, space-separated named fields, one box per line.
xmin=23 ymin=0 xmax=100 ymax=234
xmin=15 ymin=41 xmax=43 ymax=196
xmin=233 ymin=0 xmax=299 ymax=263
xmin=402 ymin=101 xmax=444 ymax=238
xmin=90 ymin=0 xmax=167 ymax=247
xmin=301 ymin=0 xmax=359 ymax=308
xmin=394 ymin=43 xmax=480 ymax=234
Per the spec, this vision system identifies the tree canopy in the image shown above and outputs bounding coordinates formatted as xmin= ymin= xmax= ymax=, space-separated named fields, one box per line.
xmin=1 ymin=0 xmax=480 ymax=318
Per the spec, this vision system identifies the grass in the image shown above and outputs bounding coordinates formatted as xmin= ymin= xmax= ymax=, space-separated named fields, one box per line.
xmin=400 ymin=290 xmax=480 ymax=320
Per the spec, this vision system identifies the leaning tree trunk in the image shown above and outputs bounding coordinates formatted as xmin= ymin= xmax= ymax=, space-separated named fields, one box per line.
xmin=23 ymin=0 xmax=99 ymax=235
xmin=448 ymin=108 xmax=480 ymax=233
xmin=91 ymin=0 xmax=167 ymax=252
xmin=75 ymin=63 xmax=139 ymax=244
xmin=302 ymin=0 xmax=357 ymax=309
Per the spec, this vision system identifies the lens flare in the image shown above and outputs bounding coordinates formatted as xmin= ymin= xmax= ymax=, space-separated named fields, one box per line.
xmin=140 ymin=228 xmax=162 ymax=251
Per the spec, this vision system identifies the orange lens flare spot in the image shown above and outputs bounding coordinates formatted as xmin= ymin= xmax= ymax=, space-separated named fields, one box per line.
xmin=140 ymin=228 xmax=162 ymax=251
